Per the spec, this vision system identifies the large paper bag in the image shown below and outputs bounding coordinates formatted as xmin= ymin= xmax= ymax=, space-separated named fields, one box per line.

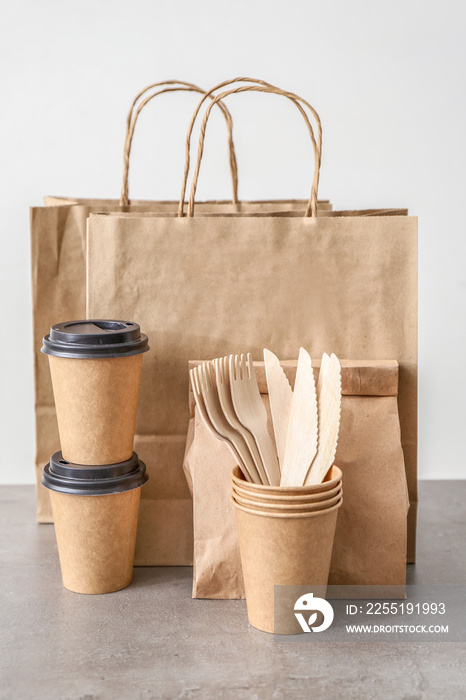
xmin=31 ymin=78 xmax=332 ymax=524
xmin=184 ymin=360 xmax=409 ymax=598
xmin=87 ymin=202 xmax=416 ymax=568
xmin=30 ymin=80 xmax=236 ymax=523
xmin=86 ymin=82 xmax=417 ymax=566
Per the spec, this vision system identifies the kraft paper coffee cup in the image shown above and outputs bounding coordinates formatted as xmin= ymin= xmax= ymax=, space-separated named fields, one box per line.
xmin=233 ymin=495 xmax=342 ymax=634
xmin=231 ymin=488 xmax=342 ymax=513
xmin=42 ymin=320 xmax=149 ymax=465
xmin=232 ymin=480 xmax=342 ymax=505
xmin=42 ymin=451 xmax=148 ymax=594
xmin=231 ymin=464 xmax=342 ymax=497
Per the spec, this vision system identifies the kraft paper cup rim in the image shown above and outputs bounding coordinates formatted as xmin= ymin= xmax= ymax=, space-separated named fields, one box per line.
xmin=231 ymin=494 xmax=343 ymax=519
xmin=231 ymin=465 xmax=342 ymax=493
xmin=231 ymin=488 xmax=342 ymax=512
xmin=232 ymin=481 xmax=342 ymax=503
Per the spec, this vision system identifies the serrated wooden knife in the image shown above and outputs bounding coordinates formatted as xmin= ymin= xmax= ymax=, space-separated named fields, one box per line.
xmin=305 ymin=353 xmax=342 ymax=485
xmin=280 ymin=347 xmax=318 ymax=487
xmin=263 ymin=349 xmax=293 ymax=471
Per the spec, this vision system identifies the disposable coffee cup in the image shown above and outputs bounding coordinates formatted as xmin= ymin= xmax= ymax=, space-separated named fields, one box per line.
xmin=42 ymin=320 xmax=149 ymax=465
xmin=232 ymin=480 xmax=342 ymax=505
xmin=231 ymin=464 xmax=342 ymax=497
xmin=231 ymin=489 xmax=342 ymax=513
xmin=42 ymin=451 xmax=148 ymax=594
xmin=233 ymin=495 xmax=342 ymax=634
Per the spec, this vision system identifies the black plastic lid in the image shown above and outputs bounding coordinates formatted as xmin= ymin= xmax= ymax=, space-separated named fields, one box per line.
xmin=41 ymin=320 xmax=149 ymax=359
xmin=42 ymin=451 xmax=148 ymax=495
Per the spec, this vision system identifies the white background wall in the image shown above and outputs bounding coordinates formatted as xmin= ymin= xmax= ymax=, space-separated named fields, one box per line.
xmin=1 ymin=0 xmax=465 ymax=484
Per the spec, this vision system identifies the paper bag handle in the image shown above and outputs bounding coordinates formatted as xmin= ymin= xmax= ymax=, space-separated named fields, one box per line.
xmin=177 ymin=77 xmax=321 ymax=218
xmin=177 ymin=77 xmax=321 ymax=216
xmin=186 ymin=84 xmax=321 ymax=218
xmin=120 ymin=80 xmax=239 ymax=206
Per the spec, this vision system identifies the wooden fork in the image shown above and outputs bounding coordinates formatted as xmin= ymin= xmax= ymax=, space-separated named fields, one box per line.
xmin=190 ymin=366 xmax=252 ymax=482
xmin=199 ymin=362 xmax=259 ymax=483
xmin=214 ymin=357 xmax=264 ymax=484
xmin=229 ymin=353 xmax=281 ymax=486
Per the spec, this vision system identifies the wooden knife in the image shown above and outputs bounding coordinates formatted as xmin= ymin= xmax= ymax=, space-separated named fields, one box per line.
xmin=280 ymin=347 xmax=318 ymax=487
xmin=263 ymin=348 xmax=293 ymax=470
xmin=305 ymin=353 xmax=341 ymax=485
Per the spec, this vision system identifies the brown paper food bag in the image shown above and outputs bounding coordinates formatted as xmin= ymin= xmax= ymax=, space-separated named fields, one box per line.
xmin=184 ymin=360 xmax=409 ymax=598
xmin=31 ymin=79 xmax=332 ymax=526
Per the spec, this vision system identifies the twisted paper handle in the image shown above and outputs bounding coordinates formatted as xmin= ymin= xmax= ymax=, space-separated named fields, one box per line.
xmin=120 ymin=80 xmax=238 ymax=206
xmin=177 ymin=77 xmax=322 ymax=218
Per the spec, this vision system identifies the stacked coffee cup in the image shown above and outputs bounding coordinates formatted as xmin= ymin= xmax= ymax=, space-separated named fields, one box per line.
xmin=231 ymin=464 xmax=343 ymax=634
xmin=41 ymin=320 xmax=149 ymax=595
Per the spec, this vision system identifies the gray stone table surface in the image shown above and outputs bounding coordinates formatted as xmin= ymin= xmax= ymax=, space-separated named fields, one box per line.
xmin=1 ymin=482 xmax=465 ymax=700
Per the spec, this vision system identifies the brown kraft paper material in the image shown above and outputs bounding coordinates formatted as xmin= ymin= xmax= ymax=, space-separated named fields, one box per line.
xmin=231 ymin=463 xmax=342 ymax=498
xmin=232 ymin=481 xmax=342 ymax=504
xmin=31 ymin=198 xmax=332 ymax=525
xmin=31 ymin=78 xmax=332 ymax=529
xmin=50 ymin=487 xmax=141 ymax=594
xmin=183 ymin=359 xmax=409 ymax=599
xmin=233 ymin=498 xmax=341 ymax=634
xmin=232 ymin=489 xmax=343 ymax=513
xmin=87 ymin=209 xmax=417 ymax=568
xmin=48 ymin=354 xmax=143 ymax=465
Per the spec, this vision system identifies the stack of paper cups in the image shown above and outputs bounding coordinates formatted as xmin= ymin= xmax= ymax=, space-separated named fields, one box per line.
xmin=231 ymin=465 xmax=342 ymax=634
xmin=41 ymin=320 xmax=150 ymax=594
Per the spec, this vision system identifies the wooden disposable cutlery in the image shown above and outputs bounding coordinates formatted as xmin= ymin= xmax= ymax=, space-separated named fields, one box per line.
xmin=190 ymin=349 xmax=342 ymax=488
xmin=304 ymin=353 xmax=341 ymax=485
xmin=214 ymin=357 xmax=263 ymax=484
xmin=190 ymin=365 xmax=255 ymax=482
xmin=229 ymin=354 xmax=281 ymax=486
xmin=263 ymin=349 xmax=293 ymax=470
xmin=279 ymin=347 xmax=318 ymax=487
